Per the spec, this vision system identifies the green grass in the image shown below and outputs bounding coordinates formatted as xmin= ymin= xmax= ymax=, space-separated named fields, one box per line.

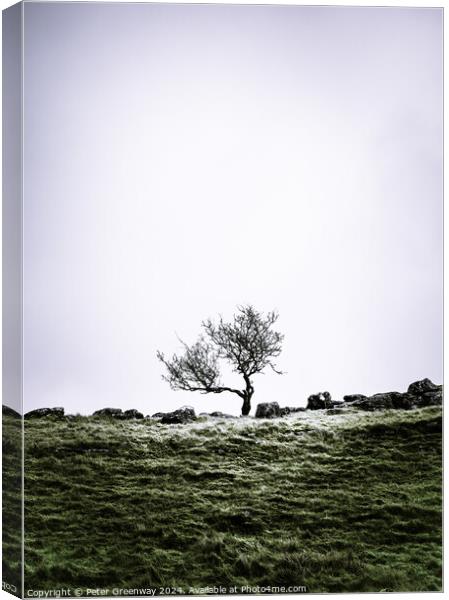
xmin=6 ymin=407 xmax=443 ymax=594
xmin=2 ymin=414 xmax=22 ymax=595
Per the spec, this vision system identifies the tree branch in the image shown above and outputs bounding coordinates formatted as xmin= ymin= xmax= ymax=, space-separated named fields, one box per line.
xmin=157 ymin=305 xmax=284 ymax=414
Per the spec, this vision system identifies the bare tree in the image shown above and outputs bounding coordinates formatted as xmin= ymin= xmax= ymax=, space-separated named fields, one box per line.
xmin=157 ymin=305 xmax=284 ymax=415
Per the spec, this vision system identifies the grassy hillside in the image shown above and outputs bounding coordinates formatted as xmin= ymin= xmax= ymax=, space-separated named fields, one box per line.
xmin=14 ymin=407 xmax=443 ymax=594
xmin=2 ymin=412 xmax=22 ymax=595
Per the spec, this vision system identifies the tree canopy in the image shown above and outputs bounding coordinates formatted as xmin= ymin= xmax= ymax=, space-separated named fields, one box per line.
xmin=157 ymin=305 xmax=284 ymax=415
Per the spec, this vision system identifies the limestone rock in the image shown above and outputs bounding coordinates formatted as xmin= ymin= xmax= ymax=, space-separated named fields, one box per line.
xmin=407 ymin=378 xmax=440 ymax=395
xmin=123 ymin=409 xmax=144 ymax=419
xmin=93 ymin=408 xmax=123 ymax=418
xmin=209 ymin=411 xmax=235 ymax=418
xmin=414 ymin=390 xmax=443 ymax=408
xmin=161 ymin=406 xmax=196 ymax=424
xmin=307 ymin=391 xmax=332 ymax=410
xmin=343 ymin=394 xmax=367 ymax=403
xmin=255 ymin=402 xmax=281 ymax=418
xmin=25 ymin=407 xmax=64 ymax=419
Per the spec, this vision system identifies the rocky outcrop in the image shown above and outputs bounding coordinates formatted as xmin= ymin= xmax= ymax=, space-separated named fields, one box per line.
xmin=278 ymin=406 xmax=306 ymax=416
xmin=343 ymin=379 xmax=442 ymax=412
xmin=93 ymin=408 xmax=123 ymax=418
xmin=199 ymin=411 xmax=235 ymax=419
xmin=161 ymin=406 xmax=196 ymax=424
xmin=406 ymin=379 xmax=443 ymax=408
xmin=343 ymin=394 xmax=367 ymax=403
xmin=91 ymin=407 xmax=145 ymax=419
xmin=349 ymin=394 xmax=396 ymax=411
xmin=23 ymin=378 xmax=442 ymax=423
xmin=307 ymin=391 xmax=333 ymax=410
xmin=407 ymin=378 xmax=439 ymax=395
xmin=415 ymin=390 xmax=443 ymax=407
xmin=123 ymin=409 xmax=144 ymax=419
xmin=210 ymin=411 xmax=235 ymax=418
xmin=255 ymin=402 xmax=281 ymax=418
xmin=25 ymin=407 xmax=65 ymax=419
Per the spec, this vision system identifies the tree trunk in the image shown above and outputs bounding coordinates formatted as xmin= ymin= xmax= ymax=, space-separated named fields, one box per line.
xmin=241 ymin=375 xmax=254 ymax=416
xmin=241 ymin=394 xmax=251 ymax=416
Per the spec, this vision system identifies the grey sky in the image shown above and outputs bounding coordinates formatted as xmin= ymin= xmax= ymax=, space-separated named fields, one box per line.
xmin=23 ymin=2 xmax=443 ymax=416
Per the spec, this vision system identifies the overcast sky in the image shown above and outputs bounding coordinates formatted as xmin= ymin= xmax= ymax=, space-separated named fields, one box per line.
xmin=23 ymin=2 xmax=442 ymax=416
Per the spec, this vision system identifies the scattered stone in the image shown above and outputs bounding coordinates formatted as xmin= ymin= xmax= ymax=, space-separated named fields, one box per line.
xmin=255 ymin=402 xmax=281 ymax=418
xmin=307 ymin=391 xmax=332 ymax=410
xmin=407 ymin=379 xmax=443 ymax=408
xmin=278 ymin=406 xmax=306 ymax=416
xmin=331 ymin=400 xmax=345 ymax=407
xmin=415 ymin=390 xmax=443 ymax=408
xmin=343 ymin=394 xmax=367 ymax=403
xmin=123 ymin=409 xmax=144 ymax=419
xmin=199 ymin=411 xmax=235 ymax=418
xmin=22 ymin=378 xmax=443 ymax=425
xmin=407 ymin=378 xmax=440 ymax=395
xmin=350 ymin=394 xmax=395 ymax=411
xmin=161 ymin=406 xmax=196 ymax=424
xmin=389 ymin=393 xmax=418 ymax=410
xmin=93 ymin=408 xmax=123 ymax=418
xmin=25 ymin=407 xmax=65 ymax=419
xmin=151 ymin=412 xmax=166 ymax=419
xmin=209 ymin=411 xmax=235 ymax=418
xmin=349 ymin=399 xmax=384 ymax=411
xmin=343 ymin=379 xmax=443 ymax=412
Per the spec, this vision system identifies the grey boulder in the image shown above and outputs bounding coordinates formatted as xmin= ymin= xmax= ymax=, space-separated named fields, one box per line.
xmin=349 ymin=394 xmax=395 ymax=411
xmin=161 ymin=406 xmax=196 ymax=424
xmin=307 ymin=391 xmax=332 ymax=410
xmin=407 ymin=378 xmax=440 ymax=395
xmin=408 ymin=379 xmax=442 ymax=407
xmin=349 ymin=392 xmax=413 ymax=411
xmin=123 ymin=409 xmax=144 ymax=419
xmin=209 ymin=411 xmax=235 ymax=418
xmin=25 ymin=407 xmax=65 ymax=419
xmin=343 ymin=394 xmax=367 ymax=403
xmin=278 ymin=406 xmax=306 ymax=416
xmin=93 ymin=408 xmax=123 ymax=418
xmin=255 ymin=402 xmax=281 ymax=418
xmin=345 ymin=379 xmax=443 ymax=411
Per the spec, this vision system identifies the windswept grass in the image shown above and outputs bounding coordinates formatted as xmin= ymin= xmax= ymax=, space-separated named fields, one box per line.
xmin=14 ymin=407 xmax=443 ymax=594
xmin=2 ymin=413 xmax=22 ymax=595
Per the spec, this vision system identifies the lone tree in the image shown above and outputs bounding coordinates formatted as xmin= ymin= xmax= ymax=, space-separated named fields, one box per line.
xmin=157 ymin=305 xmax=284 ymax=416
